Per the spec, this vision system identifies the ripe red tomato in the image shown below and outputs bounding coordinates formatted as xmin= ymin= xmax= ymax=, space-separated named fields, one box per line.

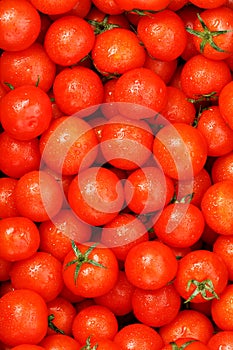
xmin=92 ymin=28 xmax=145 ymax=75
xmin=113 ymin=0 xmax=170 ymax=11
xmin=0 ymin=289 xmax=48 ymax=347
xmin=125 ymin=240 xmax=178 ymax=290
xmin=208 ymin=331 xmax=233 ymax=350
xmin=161 ymin=338 xmax=211 ymax=350
xmin=211 ymin=151 xmax=233 ymax=182
xmin=219 ymin=80 xmax=233 ymax=130
xmin=213 ymin=235 xmax=233 ymax=281
xmin=11 ymin=345 xmax=45 ymax=350
xmin=10 ymin=251 xmax=64 ymax=302
xmin=68 ymin=167 xmax=124 ymax=226
xmin=0 ymin=85 xmax=52 ymax=141
xmin=211 ymin=284 xmax=233 ymax=331
xmin=0 ymin=216 xmax=40 ymax=262
xmin=189 ymin=0 xmax=227 ymax=9
xmin=143 ymin=54 xmax=178 ymax=85
xmin=0 ymin=0 xmax=41 ymax=51
xmin=0 ymin=178 xmax=19 ymax=218
xmin=62 ymin=242 xmax=119 ymax=298
xmin=201 ymin=180 xmax=233 ymax=235
xmin=39 ymin=334 xmax=80 ymax=350
xmin=0 ymin=43 xmax=56 ymax=92
xmin=137 ymin=10 xmax=187 ymax=61
xmin=174 ymin=250 xmax=229 ymax=303
xmin=44 ymin=16 xmax=95 ymax=66
xmin=30 ymin=0 xmax=78 ymax=15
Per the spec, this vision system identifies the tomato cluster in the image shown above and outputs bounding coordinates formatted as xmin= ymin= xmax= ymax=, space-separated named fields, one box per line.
xmin=1 ymin=0 xmax=233 ymax=349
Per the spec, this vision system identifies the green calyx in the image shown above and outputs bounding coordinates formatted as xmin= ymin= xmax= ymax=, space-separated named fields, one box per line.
xmin=87 ymin=15 xmax=119 ymax=35
xmin=48 ymin=314 xmax=65 ymax=335
xmin=81 ymin=336 xmax=98 ymax=350
xmin=184 ymin=278 xmax=220 ymax=303
xmin=186 ymin=13 xmax=230 ymax=53
xmin=170 ymin=340 xmax=196 ymax=350
xmin=65 ymin=241 xmax=106 ymax=285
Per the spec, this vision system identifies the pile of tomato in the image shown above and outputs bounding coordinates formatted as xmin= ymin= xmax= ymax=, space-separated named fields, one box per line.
xmin=1 ymin=0 xmax=233 ymax=349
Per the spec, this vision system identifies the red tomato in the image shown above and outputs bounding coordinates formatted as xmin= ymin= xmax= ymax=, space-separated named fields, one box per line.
xmin=92 ymin=28 xmax=145 ymax=75
xmin=213 ymin=235 xmax=233 ymax=281
xmin=152 ymin=123 xmax=208 ymax=180
xmin=62 ymin=242 xmax=119 ymax=298
xmin=208 ymin=331 xmax=233 ymax=350
xmin=114 ymin=323 xmax=164 ymax=350
xmin=137 ymin=10 xmax=187 ymax=62
xmin=201 ymin=180 xmax=233 ymax=235
xmin=113 ymin=0 xmax=170 ymax=11
xmin=211 ymin=284 xmax=233 ymax=331
xmin=39 ymin=334 xmax=80 ymax=350
xmin=39 ymin=116 xmax=98 ymax=176
xmin=0 ymin=259 xmax=12 ymax=282
xmin=189 ymin=0 xmax=227 ymax=9
xmin=72 ymin=305 xmax=118 ymax=345
xmin=161 ymin=338 xmax=211 ymax=350
xmin=91 ymin=0 xmax=124 ymax=15
xmin=53 ymin=66 xmax=104 ymax=115
xmin=0 ymin=43 xmax=56 ymax=92
xmin=0 ymin=216 xmax=40 ymax=262
xmin=132 ymin=284 xmax=181 ymax=328
xmin=11 ymin=345 xmax=45 ymax=350
xmin=30 ymin=0 xmax=78 ymax=15
xmin=14 ymin=170 xmax=63 ymax=222
xmin=219 ymin=80 xmax=233 ymax=130
xmin=0 ymin=132 xmax=40 ymax=178
xmin=211 ymin=151 xmax=233 ymax=182
xmin=174 ymin=250 xmax=228 ymax=303
xmin=0 ymin=85 xmax=52 ymax=141
xmin=125 ymin=240 xmax=178 ymax=290
xmin=10 ymin=251 xmax=64 ymax=302
xmin=44 ymin=16 xmax=95 ymax=66
xmin=143 ymin=54 xmax=178 ymax=85
xmin=0 ymin=289 xmax=48 ymax=347
xmin=0 ymin=0 xmax=41 ymax=51
xmin=68 ymin=167 xmax=124 ymax=226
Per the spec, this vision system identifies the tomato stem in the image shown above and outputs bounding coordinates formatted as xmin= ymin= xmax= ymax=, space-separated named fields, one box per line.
xmin=48 ymin=314 xmax=65 ymax=335
xmin=184 ymin=278 xmax=220 ymax=303
xmin=81 ymin=336 xmax=98 ymax=350
xmin=170 ymin=340 xmax=196 ymax=350
xmin=87 ymin=16 xmax=119 ymax=35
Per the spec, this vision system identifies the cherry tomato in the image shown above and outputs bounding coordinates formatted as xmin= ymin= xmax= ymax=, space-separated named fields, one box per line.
xmin=211 ymin=151 xmax=233 ymax=182
xmin=213 ymin=235 xmax=233 ymax=281
xmin=0 ymin=289 xmax=48 ymax=347
xmin=30 ymin=0 xmax=78 ymax=15
xmin=143 ymin=54 xmax=178 ymax=85
xmin=211 ymin=284 xmax=233 ymax=331
xmin=208 ymin=331 xmax=233 ymax=350
xmin=219 ymin=80 xmax=233 ymax=130
xmin=0 ymin=178 xmax=19 ymax=218
xmin=161 ymin=338 xmax=211 ymax=350
xmin=39 ymin=334 xmax=80 ymax=350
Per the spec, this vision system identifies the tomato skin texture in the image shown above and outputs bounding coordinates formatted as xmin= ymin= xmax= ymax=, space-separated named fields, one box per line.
xmin=14 ymin=170 xmax=63 ymax=222
xmin=201 ymin=180 xmax=233 ymax=235
xmin=0 ymin=178 xmax=19 ymax=218
xmin=189 ymin=0 xmax=227 ymax=9
xmin=213 ymin=235 xmax=233 ymax=281
xmin=62 ymin=243 xmax=119 ymax=298
xmin=0 ymin=132 xmax=40 ymax=178
xmin=39 ymin=334 xmax=80 ymax=350
xmin=0 ymin=43 xmax=56 ymax=92
xmin=137 ymin=10 xmax=187 ymax=62
xmin=44 ymin=16 xmax=95 ymax=66
xmin=114 ymin=67 xmax=167 ymax=115
xmin=53 ymin=66 xmax=104 ymax=116
xmin=219 ymin=81 xmax=233 ymax=130
xmin=174 ymin=250 xmax=229 ymax=303
xmin=0 ymin=289 xmax=48 ymax=347
xmin=211 ymin=284 xmax=233 ymax=331
xmin=0 ymin=0 xmax=41 ymax=51
xmin=114 ymin=0 xmax=170 ymax=11
xmin=92 ymin=28 xmax=146 ymax=75
xmin=207 ymin=331 xmax=233 ymax=350
xmin=0 ymin=85 xmax=52 ymax=141
xmin=0 ymin=217 xmax=40 ymax=262
xmin=114 ymin=323 xmax=164 ymax=350
xmin=11 ymin=345 xmax=45 ymax=350
xmin=68 ymin=167 xmax=124 ymax=226
xmin=161 ymin=338 xmax=211 ymax=350
xmin=153 ymin=123 xmax=208 ymax=180
xmin=125 ymin=240 xmax=178 ymax=290
xmin=212 ymin=152 xmax=233 ymax=183
xmin=10 ymin=252 xmax=64 ymax=302
xmin=72 ymin=305 xmax=118 ymax=345
xmin=132 ymin=284 xmax=181 ymax=328
xmin=153 ymin=203 xmax=205 ymax=248
xmin=180 ymin=54 xmax=232 ymax=99
xmin=30 ymin=0 xmax=78 ymax=15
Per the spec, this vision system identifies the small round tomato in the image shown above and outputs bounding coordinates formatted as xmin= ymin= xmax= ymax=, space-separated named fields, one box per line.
xmin=62 ymin=242 xmax=119 ymax=298
xmin=143 ymin=54 xmax=178 ymax=85
xmin=0 ymin=289 xmax=48 ymax=347
xmin=137 ymin=10 xmax=187 ymax=62
xmin=152 ymin=123 xmax=208 ymax=180
xmin=91 ymin=0 xmax=124 ymax=15
xmin=0 ymin=178 xmax=19 ymax=218
xmin=30 ymin=0 xmax=78 ymax=15
xmin=153 ymin=203 xmax=205 ymax=248
xmin=44 ymin=16 xmax=95 ymax=66
xmin=161 ymin=338 xmax=211 ymax=350
xmin=219 ymin=80 xmax=233 ymax=130
xmin=180 ymin=54 xmax=232 ymax=101
xmin=0 ymin=216 xmax=40 ymax=262
xmin=189 ymin=0 xmax=227 ymax=9
xmin=0 ymin=0 xmax=41 ymax=51
xmin=132 ymin=284 xmax=181 ymax=328
xmin=125 ymin=240 xmax=178 ymax=290
xmin=211 ymin=284 xmax=233 ymax=331
xmin=208 ymin=331 xmax=233 ymax=350
xmin=68 ymin=167 xmax=124 ymax=226
xmin=39 ymin=116 xmax=98 ymax=176
xmin=0 ymin=43 xmax=56 ymax=92
xmin=174 ymin=250 xmax=229 ymax=303
xmin=201 ymin=180 xmax=233 ymax=235
xmin=213 ymin=235 xmax=233 ymax=281
xmin=0 ymin=132 xmax=40 ymax=178
xmin=211 ymin=151 xmax=233 ymax=183
xmin=0 ymin=85 xmax=52 ymax=140
xmin=92 ymin=28 xmax=145 ymax=75
xmin=114 ymin=323 xmax=164 ymax=350
xmin=39 ymin=334 xmax=80 ymax=350
xmin=0 ymin=258 xmax=12 ymax=282
xmin=188 ymin=7 xmax=233 ymax=60
xmin=53 ymin=66 xmax=104 ymax=116
xmin=10 ymin=251 xmax=64 ymax=302
xmin=14 ymin=170 xmax=63 ymax=222
xmin=72 ymin=305 xmax=118 ymax=345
